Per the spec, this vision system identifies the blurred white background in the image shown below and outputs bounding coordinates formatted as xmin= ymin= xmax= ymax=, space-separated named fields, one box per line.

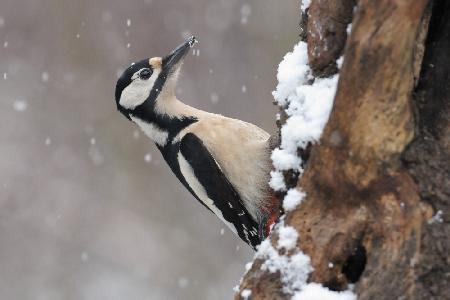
xmin=0 ymin=0 xmax=299 ymax=299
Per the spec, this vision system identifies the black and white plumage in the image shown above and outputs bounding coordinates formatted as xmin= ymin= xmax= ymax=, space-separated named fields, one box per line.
xmin=114 ymin=37 xmax=276 ymax=249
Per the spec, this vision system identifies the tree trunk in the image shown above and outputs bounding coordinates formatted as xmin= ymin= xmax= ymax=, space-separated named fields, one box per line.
xmin=237 ymin=0 xmax=450 ymax=299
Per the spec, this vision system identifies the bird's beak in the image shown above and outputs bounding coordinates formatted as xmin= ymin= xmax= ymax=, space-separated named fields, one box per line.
xmin=162 ymin=36 xmax=197 ymax=75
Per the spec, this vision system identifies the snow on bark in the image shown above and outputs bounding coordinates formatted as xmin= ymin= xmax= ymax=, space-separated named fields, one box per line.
xmin=248 ymin=16 xmax=356 ymax=299
xmin=292 ymin=283 xmax=356 ymax=300
xmin=271 ymin=41 xmax=338 ymax=189
xmin=283 ymin=188 xmax=305 ymax=212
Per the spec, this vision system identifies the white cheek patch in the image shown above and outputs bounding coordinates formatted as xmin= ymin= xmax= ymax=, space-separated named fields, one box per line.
xmin=119 ymin=69 xmax=160 ymax=109
xmin=177 ymin=153 xmax=238 ymax=236
xmin=131 ymin=116 xmax=169 ymax=146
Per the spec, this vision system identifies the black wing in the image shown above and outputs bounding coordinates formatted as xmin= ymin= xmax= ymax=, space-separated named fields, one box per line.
xmin=179 ymin=133 xmax=261 ymax=249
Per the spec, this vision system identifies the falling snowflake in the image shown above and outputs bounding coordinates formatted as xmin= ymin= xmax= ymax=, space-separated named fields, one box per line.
xmin=13 ymin=100 xmax=27 ymax=112
xmin=240 ymin=4 xmax=252 ymax=25
xmin=41 ymin=72 xmax=49 ymax=82
xmin=210 ymin=93 xmax=220 ymax=104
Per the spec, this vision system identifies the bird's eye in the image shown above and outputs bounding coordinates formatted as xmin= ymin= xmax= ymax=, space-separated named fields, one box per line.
xmin=139 ymin=69 xmax=152 ymax=80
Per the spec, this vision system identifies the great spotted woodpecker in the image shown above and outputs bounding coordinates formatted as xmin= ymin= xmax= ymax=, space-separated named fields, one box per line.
xmin=114 ymin=37 xmax=279 ymax=249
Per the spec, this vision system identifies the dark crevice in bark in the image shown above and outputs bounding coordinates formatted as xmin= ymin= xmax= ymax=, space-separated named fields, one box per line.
xmin=341 ymin=244 xmax=367 ymax=283
xmin=402 ymin=0 xmax=450 ymax=298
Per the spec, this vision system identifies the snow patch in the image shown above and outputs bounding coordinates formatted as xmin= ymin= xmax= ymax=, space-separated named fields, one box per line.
xmin=301 ymin=0 xmax=311 ymax=11
xmin=278 ymin=73 xmax=338 ymax=154
xmin=272 ymin=42 xmax=310 ymax=108
xmin=269 ymin=170 xmax=286 ymax=192
xmin=292 ymin=283 xmax=357 ymax=300
xmin=277 ymin=226 xmax=298 ymax=251
xmin=245 ymin=262 xmax=253 ymax=271
xmin=270 ymin=41 xmax=337 ymax=193
xmin=283 ymin=188 xmax=305 ymax=212
xmin=347 ymin=23 xmax=353 ymax=35
xmin=255 ymin=34 xmax=356 ymax=298
xmin=271 ymin=148 xmax=301 ymax=171
xmin=241 ymin=289 xmax=252 ymax=299
xmin=427 ymin=210 xmax=443 ymax=225
xmin=257 ymin=238 xmax=312 ymax=294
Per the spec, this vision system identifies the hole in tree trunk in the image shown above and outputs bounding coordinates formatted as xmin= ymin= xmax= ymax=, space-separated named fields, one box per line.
xmin=342 ymin=245 xmax=367 ymax=283
xmin=324 ymin=278 xmax=344 ymax=292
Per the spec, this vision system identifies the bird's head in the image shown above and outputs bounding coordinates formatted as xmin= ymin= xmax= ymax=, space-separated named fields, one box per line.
xmin=115 ymin=36 xmax=197 ymax=121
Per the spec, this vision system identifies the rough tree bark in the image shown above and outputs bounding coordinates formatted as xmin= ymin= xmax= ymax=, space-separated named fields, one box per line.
xmin=237 ymin=0 xmax=449 ymax=299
